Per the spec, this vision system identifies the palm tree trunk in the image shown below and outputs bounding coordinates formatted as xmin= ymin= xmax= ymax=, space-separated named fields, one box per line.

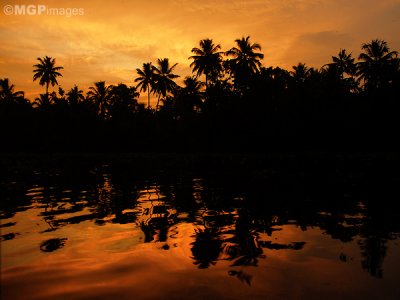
xmin=46 ymin=82 xmax=49 ymax=98
xmin=156 ymin=94 xmax=161 ymax=112
xmin=147 ymin=86 xmax=150 ymax=109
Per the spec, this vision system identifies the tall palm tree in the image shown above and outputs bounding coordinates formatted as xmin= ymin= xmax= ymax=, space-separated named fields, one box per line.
xmin=189 ymin=39 xmax=223 ymax=88
xmin=357 ymin=39 xmax=398 ymax=91
xmin=67 ymin=85 xmax=84 ymax=106
xmin=152 ymin=58 xmax=180 ymax=111
xmin=322 ymin=49 xmax=358 ymax=93
xmin=330 ymin=49 xmax=356 ymax=79
xmin=33 ymin=56 xmax=63 ymax=97
xmin=87 ymin=81 xmax=113 ymax=118
xmin=226 ymin=36 xmax=264 ymax=77
xmin=0 ymin=78 xmax=24 ymax=103
xmin=135 ymin=62 xmax=154 ymax=109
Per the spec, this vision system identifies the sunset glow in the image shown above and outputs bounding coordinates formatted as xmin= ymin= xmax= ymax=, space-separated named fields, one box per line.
xmin=1 ymin=0 xmax=399 ymax=102
xmin=2 ymin=2 xmax=400 ymax=299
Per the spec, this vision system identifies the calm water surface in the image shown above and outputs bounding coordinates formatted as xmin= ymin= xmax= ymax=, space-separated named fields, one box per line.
xmin=1 ymin=160 xmax=400 ymax=299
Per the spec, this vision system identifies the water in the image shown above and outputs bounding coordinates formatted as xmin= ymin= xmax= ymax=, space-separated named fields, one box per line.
xmin=1 ymin=159 xmax=400 ymax=299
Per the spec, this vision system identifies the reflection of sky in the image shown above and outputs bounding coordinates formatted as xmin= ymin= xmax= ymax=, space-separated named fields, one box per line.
xmin=1 ymin=0 xmax=399 ymax=103
xmin=2 ymin=167 xmax=400 ymax=299
xmin=3 ymin=219 xmax=400 ymax=299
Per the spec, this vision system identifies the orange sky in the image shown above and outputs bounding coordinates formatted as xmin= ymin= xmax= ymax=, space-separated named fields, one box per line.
xmin=1 ymin=0 xmax=399 ymax=104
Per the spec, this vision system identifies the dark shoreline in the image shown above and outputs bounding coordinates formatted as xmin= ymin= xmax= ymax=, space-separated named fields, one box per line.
xmin=1 ymin=151 xmax=400 ymax=176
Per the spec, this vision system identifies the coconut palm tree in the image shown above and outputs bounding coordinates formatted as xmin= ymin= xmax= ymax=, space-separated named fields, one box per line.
xmin=175 ymin=76 xmax=205 ymax=116
xmin=108 ymin=83 xmax=140 ymax=117
xmin=87 ymin=81 xmax=113 ymax=118
xmin=226 ymin=36 xmax=264 ymax=80
xmin=322 ymin=49 xmax=358 ymax=93
xmin=290 ymin=63 xmax=313 ymax=84
xmin=152 ymin=58 xmax=179 ymax=111
xmin=357 ymin=39 xmax=398 ymax=91
xmin=33 ymin=94 xmax=52 ymax=109
xmin=67 ymin=85 xmax=85 ymax=107
xmin=0 ymin=78 xmax=24 ymax=103
xmin=182 ymin=76 xmax=204 ymax=98
xmin=189 ymin=39 xmax=223 ymax=89
xmin=135 ymin=62 xmax=154 ymax=109
xmin=329 ymin=49 xmax=356 ymax=79
xmin=225 ymin=36 xmax=264 ymax=92
xmin=33 ymin=56 xmax=63 ymax=97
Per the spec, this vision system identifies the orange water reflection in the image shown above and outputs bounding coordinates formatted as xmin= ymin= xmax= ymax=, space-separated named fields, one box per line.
xmin=2 ymin=167 xmax=400 ymax=299
xmin=3 ymin=223 xmax=400 ymax=300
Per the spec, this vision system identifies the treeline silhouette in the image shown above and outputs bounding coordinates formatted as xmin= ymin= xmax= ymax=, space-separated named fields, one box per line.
xmin=1 ymin=37 xmax=399 ymax=152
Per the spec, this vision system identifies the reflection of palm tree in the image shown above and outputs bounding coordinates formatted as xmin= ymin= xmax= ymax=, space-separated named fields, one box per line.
xmin=152 ymin=58 xmax=179 ymax=111
xmin=0 ymin=78 xmax=24 ymax=103
xmin=87 ymin=81 xmax=112 ymax=118
xmin=228 ymin=270 xmax=253 ymax=286
xmin=135 ymin=62 xmax=154 ymax=109
xmin=33 ymin=56 xmax=63 ymax=97
xmin=40 ymin=238 xmax=67 ymax=252
xmin=191 ymin=228 xmax=223 ymax=269
xmin=189 ymin=39 xmax=223 ymax=89
xmin=358 ymin=236 xmax=387 ymax=278
xmin=357 ymin=39 xmax=398 ymax=91
xmin=137 ymin=190 xmax=178 ymax=243
xmin=223 ymin=209 xmax=264 ymax=267
xmin=66 ymin=85 xmax=84 ymax=106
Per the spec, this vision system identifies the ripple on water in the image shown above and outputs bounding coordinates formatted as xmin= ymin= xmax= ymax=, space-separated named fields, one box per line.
xmin=2 ymin=168 xmax=400 ymax=300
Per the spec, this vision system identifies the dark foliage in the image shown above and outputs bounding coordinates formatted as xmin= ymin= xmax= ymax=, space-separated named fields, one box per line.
xmin=1 ymin=38 xmax=399 ymax=152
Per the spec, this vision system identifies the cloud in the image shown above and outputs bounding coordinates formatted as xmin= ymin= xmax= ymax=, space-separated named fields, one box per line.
xmin=0 ymin=0 xmax=399 ymax=101
xmin=282 ymin=31 xmax=356 ymax=68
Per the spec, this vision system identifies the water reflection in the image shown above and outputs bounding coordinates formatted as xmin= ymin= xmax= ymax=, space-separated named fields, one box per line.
xmin=40 ymin=238 xmax=67 ymax=252
xmin=1 ymin=161 xmax=400 ymax=298
xmin=136 ymin=187 xmax=178 ymax=243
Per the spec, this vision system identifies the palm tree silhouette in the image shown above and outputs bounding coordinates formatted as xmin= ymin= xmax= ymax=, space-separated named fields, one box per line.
xmin=329 ymin=49 xmax=356 ymax=79
xmin=33 ymin=56 xmax=63 ymax=97
xmin=290 ymin=63 xmax=313 ymax=84
xmin=0 ymin=78 xmax=24 ymax=103
xmin=109 ymin=83 xmax=140 ymax=117
xmin=135 ymin=62 xmax=154 ymax=110
xmin=189 ymin=39 xmax=223 ymax=89
xmin=152 ymin=58 xmax=180 ymax=111
xmin=182 ymin=76 xmax=204 ymax=98
xmin=33 ymin=93 xmax=52 ymax=109
xmin=67 ymin=85 xmax=84 ymax=107
xmin=322 ymin=49 xmax=358 ymax=93
xmin=357 ymin=39 xmax=398 ymax=91
xmin=87 ymin=81 xmax=113 ymax=119
xmin=175 ymin=76 xmax=205 ymax=116
xmin=58 ymin=86 xmax=66 ymax=99
xmin=226 ymin=36 xmax=263 ymax=75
